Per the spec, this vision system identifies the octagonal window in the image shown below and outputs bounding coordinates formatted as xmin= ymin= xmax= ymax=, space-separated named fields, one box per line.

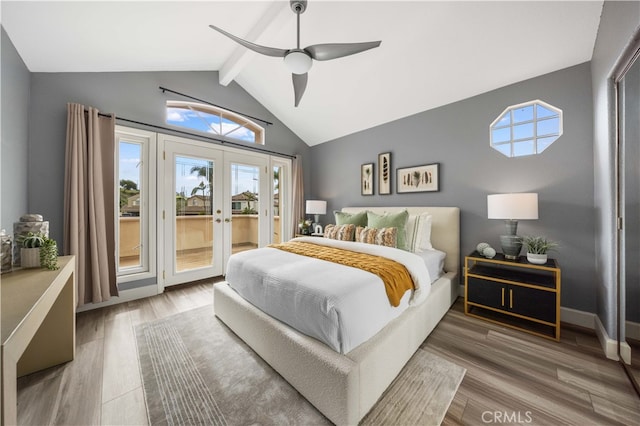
xmin=490 ymin=100 xmax=562 ymax=157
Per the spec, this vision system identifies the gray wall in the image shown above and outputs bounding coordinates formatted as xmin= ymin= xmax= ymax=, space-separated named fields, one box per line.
xmin=591 ymin=1 xmax=640 ymax=338
xmin=311 ymin=63 xmax=596 ymax=313
xmin=27 ymin=71 xmax=310 ymax=253
xmin=1 ymin=26 xmax=30 ymax=232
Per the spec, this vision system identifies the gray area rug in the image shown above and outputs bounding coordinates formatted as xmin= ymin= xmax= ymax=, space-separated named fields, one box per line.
xmin=135 ymin=305 xmax=465 ymax=425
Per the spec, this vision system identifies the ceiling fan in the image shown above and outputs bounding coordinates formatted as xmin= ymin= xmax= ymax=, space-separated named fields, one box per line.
xmin=209 ymin=0 xmax=381 ymax=107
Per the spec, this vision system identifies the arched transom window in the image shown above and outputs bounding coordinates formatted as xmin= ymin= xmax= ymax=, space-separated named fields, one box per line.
xmin=490 ymin=100 xmax=562 ymax=157
xmin=166 ymin=101 xmax=265 ymax=144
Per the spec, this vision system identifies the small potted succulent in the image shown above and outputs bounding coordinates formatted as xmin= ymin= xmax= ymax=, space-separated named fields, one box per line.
xmin=521 ymin=235 xmax=558 ymax=264
xmin=16 ymin=232 xmax=59 ymax=269
xmin=17 ymin=232 xmax=45 ymax=268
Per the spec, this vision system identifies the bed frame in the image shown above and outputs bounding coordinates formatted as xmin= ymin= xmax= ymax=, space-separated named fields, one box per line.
xmin=214 ymin=207 xmax=460 ymax=425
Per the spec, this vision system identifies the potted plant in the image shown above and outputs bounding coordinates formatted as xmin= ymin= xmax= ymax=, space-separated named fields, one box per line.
xmin=521 ymin=235 xmax=558 ymax=264
xmin=16 ymin=232 xmax=45 ymax=268
xmin=39 ymin=236 xmax=59 ymax=270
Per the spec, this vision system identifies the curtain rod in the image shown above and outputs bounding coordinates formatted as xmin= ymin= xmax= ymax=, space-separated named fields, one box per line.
xmin=158 ymin=86 xmax=274 ymax=126
xmin=96 ymin=112 xmax=295 ymax=160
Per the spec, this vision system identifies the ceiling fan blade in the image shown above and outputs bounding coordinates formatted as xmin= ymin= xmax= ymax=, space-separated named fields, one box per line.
xmin=305 ymin=41 xmax=381 ymax=61
xmin=209 ymin=24 xmax=288 ymax=58
xmin=292 ymin=73 xmax=308 ymax=107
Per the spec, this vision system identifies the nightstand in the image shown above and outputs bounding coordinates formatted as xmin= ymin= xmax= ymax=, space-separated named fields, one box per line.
xmin=464 ymin=251 xmax=561 ymax=341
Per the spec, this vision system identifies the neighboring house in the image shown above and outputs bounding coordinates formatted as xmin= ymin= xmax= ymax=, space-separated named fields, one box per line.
xmin=231 ymin=192 xmax=257 ymax=214
xmin=120 ymin=193 xmax=140 ymax=216
xmin=183 ymin=194 xmax=211 ymax=215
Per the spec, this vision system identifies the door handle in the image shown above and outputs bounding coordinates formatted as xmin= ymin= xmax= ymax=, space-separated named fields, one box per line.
xmin=215 ymin=218 xmax=221 ymax=223
xmin=509 ymin=289 xmax=513 ymax=309
xmin=501 ymin=288 xmax=505 ymax=306
xmin=224 ymin=218 xmax=232 ymax=223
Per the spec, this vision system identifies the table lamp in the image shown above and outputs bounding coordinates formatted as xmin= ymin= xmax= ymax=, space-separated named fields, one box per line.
xmin=306 ymin=200 xmax=327 ymax=232
xmin=487 ymin=193 xmax=538 ymax=259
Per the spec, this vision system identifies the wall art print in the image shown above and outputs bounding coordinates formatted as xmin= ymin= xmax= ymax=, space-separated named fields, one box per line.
xmin=397 ymin=163 xmax=439 ymax=193
xmin=378 ymin=152 xmax=391 ymax=195
xmin=361 ymin=163 xmax=374 ymax=196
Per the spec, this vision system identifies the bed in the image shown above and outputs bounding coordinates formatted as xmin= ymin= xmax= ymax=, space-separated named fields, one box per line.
xmin=214 ymin=206 xmax=460 ymax=425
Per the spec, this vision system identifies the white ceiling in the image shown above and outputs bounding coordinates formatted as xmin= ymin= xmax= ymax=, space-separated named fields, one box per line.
xmin=2 ymin=1 xmax=604 ymax=146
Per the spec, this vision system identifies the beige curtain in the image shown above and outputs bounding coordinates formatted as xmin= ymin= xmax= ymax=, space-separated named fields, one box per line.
xmin=63 ymin=103 xmax=118 ymax=307
xmin=291 ymin=154 xmax=304 ymax=236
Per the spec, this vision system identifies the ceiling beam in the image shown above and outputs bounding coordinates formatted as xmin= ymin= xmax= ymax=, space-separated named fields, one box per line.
xmin=219 ymin=1 xmax=291 ymax=86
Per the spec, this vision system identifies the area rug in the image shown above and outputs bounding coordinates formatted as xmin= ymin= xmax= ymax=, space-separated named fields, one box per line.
xmin=135 ymin=305 xmax=465 ymax=425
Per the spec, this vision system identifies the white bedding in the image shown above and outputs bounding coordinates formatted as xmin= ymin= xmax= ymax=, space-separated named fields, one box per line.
xmin=225 ymin=236 xmax=435 ymax=354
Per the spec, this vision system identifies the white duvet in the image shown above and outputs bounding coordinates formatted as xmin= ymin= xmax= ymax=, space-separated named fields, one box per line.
xmin=224 ymin=237 xmax=433 ymax=354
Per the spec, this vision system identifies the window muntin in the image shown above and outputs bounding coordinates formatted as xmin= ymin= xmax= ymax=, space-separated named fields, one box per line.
xmin=490 ymin=100 xmax=562 ymax=157
xmin=166 ymin=101 xmax=264 ymax=145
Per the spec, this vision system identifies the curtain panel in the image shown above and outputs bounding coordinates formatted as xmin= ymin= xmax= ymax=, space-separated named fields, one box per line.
xmin=63 ymin=103 xmax=118 ymax=306
xmin=292 ymin=154 xmax=304 ymax=236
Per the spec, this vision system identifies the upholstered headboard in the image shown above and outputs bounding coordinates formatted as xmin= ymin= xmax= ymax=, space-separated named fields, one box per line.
xmin=341 ymin=207 xmax=460 ymax=275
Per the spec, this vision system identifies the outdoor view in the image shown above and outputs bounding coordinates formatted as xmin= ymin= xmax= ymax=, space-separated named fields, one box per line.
xmin=118 ymin=140 xmax=280 ymax=273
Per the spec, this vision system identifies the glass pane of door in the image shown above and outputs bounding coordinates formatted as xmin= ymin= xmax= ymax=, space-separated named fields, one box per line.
xmin=229 ymin=162 xmax=261 ymax=255
xmin=175 ymin=156 xmax=214 ymax=272
xmin=273 ymin=165 xmax=282 ymax=244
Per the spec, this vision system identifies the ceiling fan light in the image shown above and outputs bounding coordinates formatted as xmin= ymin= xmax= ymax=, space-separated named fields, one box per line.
xmin=284 ymin=50 xmax=312 ymax=74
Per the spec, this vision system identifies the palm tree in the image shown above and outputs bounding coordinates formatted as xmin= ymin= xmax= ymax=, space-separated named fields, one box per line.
xmin=242 ymin=191 xmax=258 ymax=214
xmin=190 ymin=165 xmax=213 ymax=214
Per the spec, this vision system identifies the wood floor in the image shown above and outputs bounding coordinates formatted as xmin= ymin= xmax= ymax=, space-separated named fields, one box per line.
xmin=16 ymin=281 xmax=640 ymax=425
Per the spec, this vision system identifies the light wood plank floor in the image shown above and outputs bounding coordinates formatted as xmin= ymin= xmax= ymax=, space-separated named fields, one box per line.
xmin=16 ymin=281 xmax=640 ymax=425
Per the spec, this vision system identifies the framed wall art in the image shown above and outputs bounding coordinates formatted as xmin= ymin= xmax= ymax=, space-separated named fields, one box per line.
xmin=396 ymin=163 xmax=439 ymax=193
xmin=361 ymin=163 xmax=374 ymax=195
xmin=378 ymin=152 xmax=391 ymax=195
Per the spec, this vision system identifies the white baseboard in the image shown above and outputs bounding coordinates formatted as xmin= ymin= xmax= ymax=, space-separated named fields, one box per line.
xmin=594 ymin=315 xmax=620 ymax=361
xmin=560 ymin=306 xmax=596 ymax=329
xmin=76 ymin=285 xmax=159 ymax=313
xmin=626 ymin=319 xmax=640 ymax=341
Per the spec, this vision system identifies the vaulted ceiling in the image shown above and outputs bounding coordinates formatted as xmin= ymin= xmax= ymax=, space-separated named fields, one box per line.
xmin=2 ymin=1 xmax=603 ymax=146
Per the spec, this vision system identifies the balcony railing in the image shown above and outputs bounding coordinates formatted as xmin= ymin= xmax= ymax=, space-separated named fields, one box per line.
xmin=118 ymin=215 xmax=281 ymax=269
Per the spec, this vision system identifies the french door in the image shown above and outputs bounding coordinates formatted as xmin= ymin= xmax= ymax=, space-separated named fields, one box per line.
xmin=159 ymin=134 xmax=270 ymax=288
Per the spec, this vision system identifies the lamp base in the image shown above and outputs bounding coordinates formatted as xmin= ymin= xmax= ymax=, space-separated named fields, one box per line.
xmin=500 ymin=234 xmax=523 ymax=260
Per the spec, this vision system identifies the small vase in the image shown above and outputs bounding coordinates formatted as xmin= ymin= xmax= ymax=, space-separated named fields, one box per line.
xmin=21 ymin=247 xmax=41 ymax=268
xmin=527 ymin=252 xmax=547 ymax=265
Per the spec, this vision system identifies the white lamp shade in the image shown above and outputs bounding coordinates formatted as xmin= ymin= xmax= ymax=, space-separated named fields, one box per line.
xmin=487 ymin=193 xmax=538 ymax=220
xmin=305 ymin=200 xmax=327 ymax=215
xmin=284 ymin=50 xmax=313 ymax=74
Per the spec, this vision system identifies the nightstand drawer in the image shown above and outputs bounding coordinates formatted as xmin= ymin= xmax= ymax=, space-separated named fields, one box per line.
xmin=510 ymin=285 xmax=556 ymax=323
xmin=464 ymin=252 xmax=561 ymax=341
xmin=467 ymin=278 xmax=507 ymax=311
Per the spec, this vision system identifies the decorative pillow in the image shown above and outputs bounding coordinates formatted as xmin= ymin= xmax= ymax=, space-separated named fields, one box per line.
xmin=406 ymin=213 xmax=433 ymax=252
xmin=334 ymin=210 xmax=368 ymax=227
xmin=367 ymin=210 xmax=409 ymax=251
xmin=323 ymin=224 xmax=356 ymax=241
xmin=355 ymin=226 xmax=397 ymax=248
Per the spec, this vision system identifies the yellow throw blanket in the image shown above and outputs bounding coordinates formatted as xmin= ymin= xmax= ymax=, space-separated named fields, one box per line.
xmin=268 ymin=241 xmax=414 ymax=307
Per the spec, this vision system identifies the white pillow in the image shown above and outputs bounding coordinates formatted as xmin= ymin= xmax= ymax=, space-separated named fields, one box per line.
xmin=406 ymin=213 xmax=433 ymax=252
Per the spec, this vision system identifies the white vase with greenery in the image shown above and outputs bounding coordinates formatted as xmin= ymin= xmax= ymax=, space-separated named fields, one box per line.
xmin=521 ymin=235 xmax=558 ymax=264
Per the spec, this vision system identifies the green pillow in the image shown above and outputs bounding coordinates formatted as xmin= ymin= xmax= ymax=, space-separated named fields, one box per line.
xmin=334 ymin=210 xmax=368 ymax=227
xmin=367 ymin=210 xmax=409 ymax=251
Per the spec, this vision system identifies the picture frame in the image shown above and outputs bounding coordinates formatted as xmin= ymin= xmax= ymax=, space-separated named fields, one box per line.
xmin=361 ymin=163 xmax=374 ymax=196
xmin=378 ymin=152 xmax=391 ymax=195
xmin=396 ymin=163 xmax=439 ymax=193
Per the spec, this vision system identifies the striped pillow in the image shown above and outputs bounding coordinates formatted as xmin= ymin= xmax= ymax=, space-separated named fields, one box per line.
xmin=324 ymin=224 xmax=356 ymax=241
xmin=406 ymin=213 xmax=433 ymax=252
xmin=355 ymin=226 xmax=397 ymax=248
